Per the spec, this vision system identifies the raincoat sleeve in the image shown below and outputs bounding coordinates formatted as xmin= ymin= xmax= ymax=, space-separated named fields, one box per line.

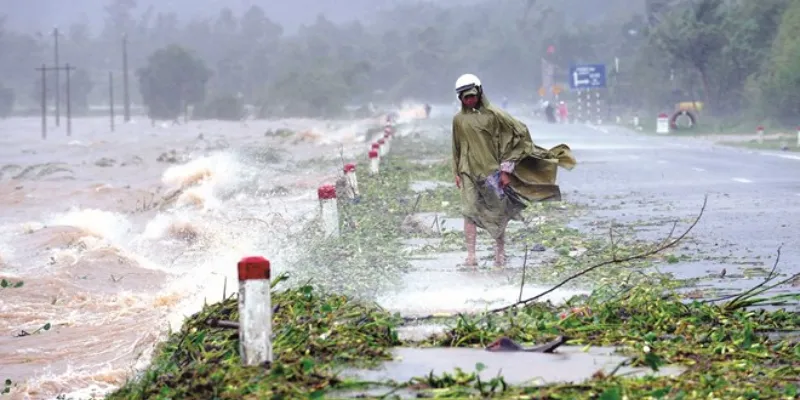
xmin=451 ymin=117 xmax=462 ymax=177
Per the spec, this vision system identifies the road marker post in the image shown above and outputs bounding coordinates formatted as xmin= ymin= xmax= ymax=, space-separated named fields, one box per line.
xmin=318 ymin=184 xmax=339 ymax=237
xmin=378 ymin=138 xmax=387 ymax=157
xmin=369 ymin=150 xmax=380 ymax=175
xmin=383 ymin=131 xmax=392 ymax=154
xmin=343 ymin=163 xmax=358 ymax=199
xmin=656 ymin=113 xmax=670 ymax=134
xmin=237 ymin=256 xmax=273 ymax=366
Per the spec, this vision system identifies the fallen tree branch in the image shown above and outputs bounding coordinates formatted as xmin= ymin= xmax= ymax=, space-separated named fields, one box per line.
xmin=206 ymin=319 xmax=240 ymax=330
xmin=518 ymin=246 xmax=529 ymax=303
xmin=723 ymin=246 xmax=781 ymax=309
xmin=488 ymin=195 xmax=708 ymax=314
xmin=723 ymin=247 xmax=800 ymax=311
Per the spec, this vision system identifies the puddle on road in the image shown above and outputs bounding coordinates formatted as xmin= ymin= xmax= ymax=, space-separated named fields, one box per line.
xmin=377 ymin=251 xmax=586 ymax=318
xmin=340 ymin=346 xmax=684 ymax=396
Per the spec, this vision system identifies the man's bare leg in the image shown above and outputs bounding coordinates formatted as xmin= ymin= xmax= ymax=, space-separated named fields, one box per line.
xmin=494 ymin=223 xmax=507 ymax=267
xmin=465 ymin=220 xmax=477 ymax=267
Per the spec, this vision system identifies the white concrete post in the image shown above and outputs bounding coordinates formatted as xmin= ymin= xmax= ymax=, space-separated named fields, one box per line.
xmin=318 ymin=185 xmax=339 ymax=237
xmin=383 ymin=132 xmax=392 ymax=154
xmin=344 ymin=163 xmax=359 ymax=198
xmin=796 ymin=126 xmax=800 ymax=147
xmin=237 ymin=256 xmax=272 ymax=366
xmin=369 ymin=150 xmax=380 ymax=175
xmin=633 ymin=115 xmax=640 ymax=127
xmin=371 ymin=143 xmax=381 ymax=161
xmin=757 ymin=126 xmax=764 ymax=144
xmin=378 ymin=138 xmax=387 ymax=157
xmin=656 ymin=113 xmax=670 ymax=134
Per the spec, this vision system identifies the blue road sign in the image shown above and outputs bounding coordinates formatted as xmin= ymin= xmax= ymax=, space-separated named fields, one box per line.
xmin=568 ymin=64 xmax=607 ymax=89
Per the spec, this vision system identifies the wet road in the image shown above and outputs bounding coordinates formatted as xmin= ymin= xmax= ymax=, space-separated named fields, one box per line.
xmin=521 ymin=118 xmax=800 ymax=296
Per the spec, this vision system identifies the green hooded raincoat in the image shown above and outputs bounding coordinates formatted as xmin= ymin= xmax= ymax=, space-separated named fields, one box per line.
xmin=452 ymin=94 xmax=577 ymax=238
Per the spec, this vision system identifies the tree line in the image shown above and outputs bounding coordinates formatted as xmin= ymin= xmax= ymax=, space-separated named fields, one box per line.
xmin=0 ymin=0 xmax=798 ymax=123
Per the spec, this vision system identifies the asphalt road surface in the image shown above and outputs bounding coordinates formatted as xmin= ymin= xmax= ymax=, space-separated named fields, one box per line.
xmin=519 ymin=117 xmax=800 ymax=299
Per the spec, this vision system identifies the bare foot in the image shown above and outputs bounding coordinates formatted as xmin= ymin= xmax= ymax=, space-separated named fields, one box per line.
xmin=494 ymin=253 xmax=506 ymax=268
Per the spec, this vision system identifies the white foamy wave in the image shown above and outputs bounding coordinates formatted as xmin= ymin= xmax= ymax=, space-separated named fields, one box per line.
xmin=19 ymin=221 xmax=45 ymax=234
xmin=161 ymin=152 xmax=256 ymax=210
xmin=161 ymin=152 xmax=246 ymax=190
xmin=48 ymin=208 xmax=133 ymax=244
xmin=316 ymin=121 xmax=371 ymax=145
xmin=163 ymin=237 xmax=261 ymax=331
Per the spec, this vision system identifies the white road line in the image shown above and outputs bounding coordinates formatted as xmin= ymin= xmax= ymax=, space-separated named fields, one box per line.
xmin=692 ymin=167 xmax=706 ymax=172
xmin=761 ymin=153 xmax=800 ymax=161
xmin=732 ymin=177 xmax=753 ymax=183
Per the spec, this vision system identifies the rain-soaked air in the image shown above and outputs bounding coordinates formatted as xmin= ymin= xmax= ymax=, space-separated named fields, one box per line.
xmin=1 ymin=0 xmax=799 ymax=399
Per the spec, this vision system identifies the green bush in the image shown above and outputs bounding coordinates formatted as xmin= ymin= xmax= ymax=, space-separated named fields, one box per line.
xmin=194 ymin=94 xmax=246 ymax=120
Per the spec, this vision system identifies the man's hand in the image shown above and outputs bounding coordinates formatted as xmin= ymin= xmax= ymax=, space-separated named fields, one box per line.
xmin=455 ymin=175 xmax=462 ymax=189
xmin=500 ymin=171 xmax=511 ymax=188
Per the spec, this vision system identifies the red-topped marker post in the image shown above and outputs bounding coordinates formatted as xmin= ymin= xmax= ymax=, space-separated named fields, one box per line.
xmin=382 ymin=132 xmax=392 ymax=154
xmin=378 ymin=138 xmax=387 ymax=157
xmin=656 ymin=113 xmax=669 ymax=134
xmin=369 ymin=150 xmax=380 ymax=175
xmin=343 ymin=163 xmax=359 ymax=198
xmin=318 ymin=184 xmax=339 ymax=237
xmin=757 ymin=126 xmax=764 ymax=144
xmin=237 ymin=256 xmax=272 ymax=366
xmin=370 ymin=142 xmax=381 ymax=164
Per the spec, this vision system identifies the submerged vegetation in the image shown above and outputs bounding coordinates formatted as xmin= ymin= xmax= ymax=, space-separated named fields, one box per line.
xmin=100 ymin=128 xmax=800 ymax=399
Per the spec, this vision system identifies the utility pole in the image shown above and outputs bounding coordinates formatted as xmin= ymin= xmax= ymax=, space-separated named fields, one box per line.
xmin=109 ymin=71 xmax=115 ymax=132
xmin=36 ymin=64 xmax=47 ymax=139
xmin=53 ymin=27 xmax=61 ymax=127
xmin=65 ymin=63 xmax=74 ymax=136
xmin=34 ymin=63 xmax=75 ymax=139
xmin=122 ymin=33 xmax=131 ymax=122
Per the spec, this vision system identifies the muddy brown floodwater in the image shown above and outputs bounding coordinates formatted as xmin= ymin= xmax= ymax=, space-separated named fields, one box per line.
xmin=0 ymin=116 xmax=380 ymax=399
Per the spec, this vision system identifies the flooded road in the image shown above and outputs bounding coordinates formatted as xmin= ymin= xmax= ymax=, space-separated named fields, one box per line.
xmin=523 ymin=118 xmax=800 ymax=300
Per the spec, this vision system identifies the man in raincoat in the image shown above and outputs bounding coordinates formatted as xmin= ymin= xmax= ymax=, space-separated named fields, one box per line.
xmin=451 ymin=74 xmax=576 ymax=267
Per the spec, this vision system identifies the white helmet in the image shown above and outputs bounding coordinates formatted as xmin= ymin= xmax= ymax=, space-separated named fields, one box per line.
xmin=455 ymin=74 xmax=482 ymax=94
